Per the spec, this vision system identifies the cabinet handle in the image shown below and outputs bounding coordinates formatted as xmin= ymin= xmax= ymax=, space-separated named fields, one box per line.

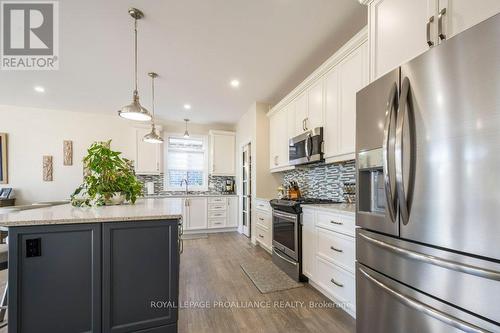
xmin=259 ymin=217 xmax=264 ymax=221
xmin=426 ymin=16 xmax=434 ymax=47
xmin=330 ymin=278 xmax=343 ymax=288
xmin=302 ymin=119 xmax=306 ymax=131
xmin=259 ymin=234 xmax=264 ymax=238
xmin=330 ymin=246 xmax=343 ymax=253
xmin=305 ymin=118 xmax=308 ymax=130
xmin=330 ymin=220 xmax=343 ymax=225
xmin=438 ymin=8 xmax=446 ymax=40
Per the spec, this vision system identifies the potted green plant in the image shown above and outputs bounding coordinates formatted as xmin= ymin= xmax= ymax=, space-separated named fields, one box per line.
xmin=71 ymin=140 xmax=143 ymax=206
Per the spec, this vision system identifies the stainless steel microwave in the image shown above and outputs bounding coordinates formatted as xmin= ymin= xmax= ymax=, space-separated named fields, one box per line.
xmin=288 ymin=127 xmax=324 ymax=166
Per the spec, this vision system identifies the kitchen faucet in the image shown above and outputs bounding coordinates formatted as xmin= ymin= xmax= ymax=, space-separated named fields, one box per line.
xmin=180 ymin=179 xmax=189 ymax=195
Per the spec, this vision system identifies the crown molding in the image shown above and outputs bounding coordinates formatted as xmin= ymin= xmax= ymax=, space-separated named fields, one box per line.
xmin=267 ymin=26 xmax=368 ymax=118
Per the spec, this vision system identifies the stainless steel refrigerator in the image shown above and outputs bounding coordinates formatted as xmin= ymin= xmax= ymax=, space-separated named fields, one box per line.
xmin=355 ymin=13 xmax=500 ymax=333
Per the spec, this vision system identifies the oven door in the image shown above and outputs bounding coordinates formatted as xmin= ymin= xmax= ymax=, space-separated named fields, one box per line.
xmin=289 ymin=128 xmax=323 ymax=166
xmin=272 ymin=210 xmax=298 ymax=261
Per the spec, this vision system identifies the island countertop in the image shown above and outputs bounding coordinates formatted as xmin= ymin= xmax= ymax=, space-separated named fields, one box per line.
xmin=0 ymin=197 xmax=183 ymax=227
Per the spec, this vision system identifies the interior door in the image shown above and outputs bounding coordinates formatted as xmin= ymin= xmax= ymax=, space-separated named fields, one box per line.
xmin=398 ymin=14 xmax=500 ymax=260
xmin=241 ymin=143 xmax=251 ymax=237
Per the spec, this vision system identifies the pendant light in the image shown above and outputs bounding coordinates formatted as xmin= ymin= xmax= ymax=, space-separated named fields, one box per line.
xmin=118 ymin=8 xmax=152 ymax=122
xmin=183 ymin=119 xmax=190 ymax=138
xmin=143 ymin=72 xmax=164 ymax=144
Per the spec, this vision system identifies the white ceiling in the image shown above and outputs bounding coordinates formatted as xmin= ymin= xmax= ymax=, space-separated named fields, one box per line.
xmin=0 ymin=0 xmax=366 ymax=125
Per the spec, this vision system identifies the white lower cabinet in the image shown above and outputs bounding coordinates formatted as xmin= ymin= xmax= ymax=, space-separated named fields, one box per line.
xmin=226 ymin=196 xmax=238 ymax=227
xmin=183 ymin=196 xmax=238 ymax=231
xmin=254 ymin=199 xmax=272 ymax=252
xmin=184 ymin=197 xmax=208 ymax=230
xmin=315 ymin=256 xmax=356 ymax=315
xmin=302 ymin=209 xmax=316 ymax=279
xmin=302 ymin=207 xmax=356 ymax=318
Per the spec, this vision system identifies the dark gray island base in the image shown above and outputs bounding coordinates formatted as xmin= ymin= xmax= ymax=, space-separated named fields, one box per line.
xmin=7 ymin=218 xmax=180 ymax=333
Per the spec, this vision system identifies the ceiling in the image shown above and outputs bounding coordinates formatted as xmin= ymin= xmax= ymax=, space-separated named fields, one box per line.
xmin=0 ymin=0 xmax=366 ymax=125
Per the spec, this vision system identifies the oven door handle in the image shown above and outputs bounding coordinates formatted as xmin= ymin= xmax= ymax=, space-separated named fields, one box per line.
xmin=273 ymin=211 xmax=298 ymax=222
xmin=273 ymin=248 xmax=298 ymax=266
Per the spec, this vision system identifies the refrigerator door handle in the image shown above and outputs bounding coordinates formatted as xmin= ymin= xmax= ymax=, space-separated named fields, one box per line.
xmin=358 ymin=267 xmax=488 ymax=333
xmin=395 ymin=77 xmax=415 ymax=225
xmin=359 ymin=232 xmax=500 ymax=281
xmin=383 ymin=83 xmax=398 ymax=223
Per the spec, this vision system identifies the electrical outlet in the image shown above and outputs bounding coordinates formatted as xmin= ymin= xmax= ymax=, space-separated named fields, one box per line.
xmin=26 ymin=238 xmax=42 ymax=257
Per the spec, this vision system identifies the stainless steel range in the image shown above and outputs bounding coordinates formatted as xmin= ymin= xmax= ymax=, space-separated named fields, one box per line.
xmin=355 ymin=14 xmax=500 ymax=333
xmin=270 ymin=198 xmax=340 ymax=282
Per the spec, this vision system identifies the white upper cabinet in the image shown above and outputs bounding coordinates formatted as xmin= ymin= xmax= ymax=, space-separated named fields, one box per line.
xmin=437 ymin=0 xmax=500 ymax=40
xmin=209 ymin=130 xmax=235 ymax=176
xmin=135 ymin=127 xmax=163 ymax=174
xmin=324 ymin=66 xmax=341 ymax=158
xmin=307 ymin=79 xmax=325 ymax=131
xmin=339 ymin=42 xmax=368 ymax=156
xmin=367 ymin=0 xmax=431 ymax=80
xmin=294 ymin=92 xmax=308 ymax=135
xmin=267 ymin=27 xmax=368 ymax=169
xmin=325 ymin=41 xmax=368 ymax=161
xmin=365 ymin=0 xmax=500 ymax=81
xmin=269 ymin=108 xmax=288 ymax=170
xmin=293 ymin=82 xmax=324 ymax=136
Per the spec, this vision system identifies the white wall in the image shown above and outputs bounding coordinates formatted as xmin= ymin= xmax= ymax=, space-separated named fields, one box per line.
xmin=0 ymin=105 xmax=234 ymax=204
xmin=236 ymin=102 xmax=282 ymax=243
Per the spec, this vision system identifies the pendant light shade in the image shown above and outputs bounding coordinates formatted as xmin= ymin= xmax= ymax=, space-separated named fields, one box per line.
xmin=144 ymin=123 xmax=164 ymax=143
xmin=118 ymin=8 xmax=152 ymax=122
xmin=183 ymin=119 xmax=190 ymax=138
xmin=143 ymin=72 xmax=164 ymax=144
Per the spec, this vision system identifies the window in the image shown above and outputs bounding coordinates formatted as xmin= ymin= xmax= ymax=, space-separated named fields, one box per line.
xmin=165 ymin=134 xmax=208 ymax=191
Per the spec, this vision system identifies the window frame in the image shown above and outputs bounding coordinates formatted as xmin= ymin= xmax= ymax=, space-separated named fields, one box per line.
xmin=164 ymin=133 xmax=209 ymax=192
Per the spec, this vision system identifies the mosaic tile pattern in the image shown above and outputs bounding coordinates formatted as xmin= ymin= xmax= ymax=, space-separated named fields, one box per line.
xmin=282 ymin=160 xmax=356 ymax=202
xmin=136 ymin=173 xmax=235 ymax=195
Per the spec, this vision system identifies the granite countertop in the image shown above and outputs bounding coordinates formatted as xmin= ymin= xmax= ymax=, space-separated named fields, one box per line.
xmin=144 ymin=193 xmax=237 ymax=198
xmin=302 ymin=203 xmax=356 ymax=215
xmin=0 ymin=198 xmax=183 ymax=227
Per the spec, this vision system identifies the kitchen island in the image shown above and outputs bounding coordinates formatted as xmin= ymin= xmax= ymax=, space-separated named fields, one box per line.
xmin=0 ymin=198 xmax=183 ymax=333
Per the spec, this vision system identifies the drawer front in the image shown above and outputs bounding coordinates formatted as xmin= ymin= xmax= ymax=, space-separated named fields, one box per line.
xmin=208 ymin=218 xmax=226 ymax=229
xmin=208 ymin=211 xmax=226 ymax=219
xmin=316 ymin=256 xmax=355 ymax=312
xmin=208 ymin=203 xmax=227 ymax=211
xmin=256 ymin=225 xmax=271 ymax=249
xmin=208 ymin=197 xmax=227 ymax=204
xmin=317 ymin=227 xmax=355 ymax=273
xmin=255 ymin=211 xmax=271 ymax=229
xmin=356 ymin=263 xmax=498 ymax=333
xmin=254 ymin=199 xmax=271 ymax=213
xmin=357 ymin=229 xmax=500 ymax=324
xmin=316 ymin=211 xmax=355 ymax=236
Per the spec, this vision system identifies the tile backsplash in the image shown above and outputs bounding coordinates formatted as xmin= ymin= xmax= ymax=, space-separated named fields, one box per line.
xmin=136 ymin=174 xmax=235 ymax=196
xmin=282 ymin=160 xmax=356 ymax=202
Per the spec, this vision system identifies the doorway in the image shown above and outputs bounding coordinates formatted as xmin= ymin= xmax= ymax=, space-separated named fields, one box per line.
xmin=241 ymin=143 xmax=251 ymax=237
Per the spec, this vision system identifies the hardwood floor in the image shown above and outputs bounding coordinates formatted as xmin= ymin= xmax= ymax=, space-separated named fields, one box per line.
xmin=0 ymin=232 xmax=355 ymax=333
xmin=178 ymin=232 xmax=355 ymax=333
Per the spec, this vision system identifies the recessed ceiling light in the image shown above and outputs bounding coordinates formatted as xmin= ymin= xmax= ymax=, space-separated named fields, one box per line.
xmin=183 ymin=104 xmax=191 ymax=110
xmin=230 ymin=79 xmax=240 ymax=88
xmin=34 ymin=86 xmax=45 ymax=93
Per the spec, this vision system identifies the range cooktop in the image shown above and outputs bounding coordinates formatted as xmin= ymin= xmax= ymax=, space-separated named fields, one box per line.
xmin=270 ymin=198 xmax=342 ymax=209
